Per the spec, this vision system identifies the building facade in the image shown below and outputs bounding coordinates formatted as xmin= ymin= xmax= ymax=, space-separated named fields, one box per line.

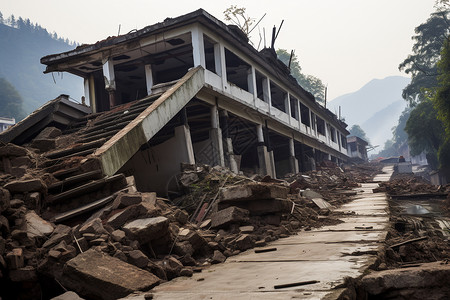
xmin=37 ymin=9 xmax=349 ymax=194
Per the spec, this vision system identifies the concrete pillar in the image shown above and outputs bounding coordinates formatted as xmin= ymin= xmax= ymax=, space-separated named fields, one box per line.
xmin=220 ymin=110 xmax=238 ymax=173
xmin=262 ymin=78 xmax=271 ymax=106
xmin=288 ymin=138 xmax=299 ymax=174
xmin=286 ymin=94 xmax=291 ymax=124
xmin=145 ymin=64 xmax=153 ymax=95
xmin=102 ymin=59 xmax=116 ymax=109
xmin=191 ymin=26 xmax=206 ymax=68
xmin=214 ymin=43 xmax=222 ymax=76
xmin=83 ymin=77 xmax=91 ymax=107
xmin=175 ymin=125 xmax=195 ymax=165
xmin=209 ymin=105 xmax=225 ymax=167
xmin=256 ymin=124 xmax=275 ymax=177
xmin=88 ymin=74 xmax=97 ymax=113
xmin=247 ymin=67 xmax=256 ymax=95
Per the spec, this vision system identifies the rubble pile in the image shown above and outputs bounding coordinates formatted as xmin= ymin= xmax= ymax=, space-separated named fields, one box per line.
xmin=375 ymin=176 xmax=450 ymax=197
xmin=1 ymin=141 xmax=365 ymax=299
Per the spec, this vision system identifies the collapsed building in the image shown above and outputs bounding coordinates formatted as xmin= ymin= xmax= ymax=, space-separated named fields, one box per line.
xmin=1 ymin=9 xmax=348 ymax=199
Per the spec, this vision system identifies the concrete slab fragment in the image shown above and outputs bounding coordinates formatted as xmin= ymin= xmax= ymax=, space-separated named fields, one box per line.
xmin=62 ymin=249 xmax=160 ymax=300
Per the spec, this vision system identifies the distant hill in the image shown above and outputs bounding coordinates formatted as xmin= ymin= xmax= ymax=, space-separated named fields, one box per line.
xmin=0 ymin=17 xmax=82 ymax=120
xmin=328 ymin=76 xmax=410 ymax=147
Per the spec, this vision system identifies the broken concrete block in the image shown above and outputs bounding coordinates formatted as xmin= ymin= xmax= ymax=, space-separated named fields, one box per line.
xmin=142 ymin=192 xmax=157 ymax=205
xmin=160 ymin=256 xmax=183 ymax=280
xmin=79 ymin=218 xmax=107 ymax=235
xmin=11 ymin=166 xmax=27 ymax=178
xmin=61 ymin=249 xmax=160 ymax=300
xmin=25 ymin=210 xmax=54 ymax=238
xmin=6 ymin=248 xmax=24 ymax=269
xmin=32 ymin=138 xmax=57 ymax=152
xmin=10 ymin=156 xmax=32 ymax=167
xmin=108 ymin=202 xmax=159 ymax=229
xmin=301 ymin=190 xmax=323 ymax=199
xmin=9 ymin=266 xmax=37 ymax=282
xmin=123 ymin=216 xmax=169 ymax=244
xmin=180 ymin=267 xmax=193 ymax=277
xmin=51 ymin=291 xmax=85 ymax=300
xmin=0 ymin=237 xmax=5 ymax=255
xmin=220 ymin=183 xmax=289 ymax=202
xmin=0 ymin=188 xmax=10 ymax=213
xmin=128 ymin=250 xmax=149 ymax=268
xmin=43 ymin=225 xmax=72 ymax=248
xmin=111 ymin=229 xmax=126 ymax=243
xmin=211 ymin=250 xmax=226 ymax=264
xmin=210 ymin=206 xmax=249 ymax=228
xmin=221 ymin=199 xmax=291 ymax=215
xmin=239 ymin=225 xmax=254 ymax=233
xmin=35 ymin=126 xmax=62 ymax=140
xmin=25 ymin=192 xmax=41 ymax=211
xmin=174 ymin=209 xmax=189 ymax=225
xmin=234 ymin=234 xmax=254 ymax=251
xmin=178 ymin=230 xmax=208 ymax=255
xmin=0 ymin=144 xmax=28 ymax=157
xmin=173 ymin=241 xmax=194 ymax=257
xmin=4 ymin=178 xmax=46 ymax=193
xmin=0 ymin=215 xmax=10 ymax=236
xmin=112 ymin=192 xmax=143 ymax=209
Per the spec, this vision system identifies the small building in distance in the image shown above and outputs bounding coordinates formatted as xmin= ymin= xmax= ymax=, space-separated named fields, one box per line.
xmin=347 ymin=135 xmax=368 ymax=161
xmin=0 ymin=117 xmax=15 ymax=133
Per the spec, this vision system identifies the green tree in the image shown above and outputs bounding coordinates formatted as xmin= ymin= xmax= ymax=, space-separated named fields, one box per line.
xmin=0 ymin=78 xmax=26 ymax=121
xmin=349 ymin=125 xmax=370 ymax=144
xmin=399 ymin=9 xmax=449 ymax=105
xmin=277 ymin=49 xmax=326 ymax=105
xmin=405 ymin=99 xmax=444 ymax=169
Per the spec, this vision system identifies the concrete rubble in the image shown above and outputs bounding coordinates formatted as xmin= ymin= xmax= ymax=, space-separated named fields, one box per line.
xmin=1 ymin=140 xmax=384 ymax=299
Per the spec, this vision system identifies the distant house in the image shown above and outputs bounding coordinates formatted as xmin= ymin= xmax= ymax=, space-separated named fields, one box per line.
xmin=347 ymin=136 xmax=368 ymax=161
xmin=0 ymin=117 xmax=15 ymax=133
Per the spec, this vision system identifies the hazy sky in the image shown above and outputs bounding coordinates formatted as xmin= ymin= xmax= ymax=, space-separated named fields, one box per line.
xmin=0 ymin=0 xmax=437 ymax=99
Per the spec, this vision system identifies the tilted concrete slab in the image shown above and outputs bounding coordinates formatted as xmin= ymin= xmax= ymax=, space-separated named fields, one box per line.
xmin=94 ymin=66 xmax=205 ymax=176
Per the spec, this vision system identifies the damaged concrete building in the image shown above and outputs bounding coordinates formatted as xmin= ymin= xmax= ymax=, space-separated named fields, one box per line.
xmin=1 ymin=9 xmax=349 ymax=197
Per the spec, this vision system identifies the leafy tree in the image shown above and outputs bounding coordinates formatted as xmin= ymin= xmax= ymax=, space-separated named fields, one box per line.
xmin=349 ymin=125 xmax=370 ymax=144
xmin=277 ymin=49 xmax=326 ymax=105
xmin=399 ymin=9 xmax=449 ymax=105
xmin=0 ymin=11 xmax=3 ymax=24
xmin=405 ymin=99 xmax=444 ymax=169
xmin=0 ymin=78 xmax=26 ymax=121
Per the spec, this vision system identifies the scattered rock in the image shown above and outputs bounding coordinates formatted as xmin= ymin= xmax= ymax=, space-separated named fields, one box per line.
xmin=210 ymin=206 xmax=249 ymax=228
xmin=211 ymin=250 xmax=226 ymax=264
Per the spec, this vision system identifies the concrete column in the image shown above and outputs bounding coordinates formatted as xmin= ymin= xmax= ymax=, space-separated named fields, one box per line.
xmin=88 ymin=74 xmax=97 ymax=113
xmin=247 ymin=67 xmax=256 ymax=95
xmin=262 ymin=78 xmax=271 ymax=105
xmin=286 ymin=94 xmax=291 ymax=124
xmin=175 ymin=125 xmax=195 ymax=165
xmin=214 ymin=43 xmax=222 ymax=76
xmin=191 ymin=26 xmax=206 ymax=68
xmin=145 ymin=64 xmax=153 ymax=95
xmin=103 ymin=59 xmax=116 ymax=109
xmin=220 ymin=110 xmax=238 ymax=173
xmin=83 ymin=78 xmax=91 ymax=107
xmin=289 ymin=138 xmax=299 ymax=174
xmin=256 ymin=124 xmax=275 ymax=177
xmin=209 ymin=105 xmax=225 ymax=167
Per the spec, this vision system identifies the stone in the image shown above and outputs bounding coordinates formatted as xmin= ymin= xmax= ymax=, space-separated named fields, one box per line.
xmin=6 ymin=248 xmax=24 ymax=269
xmin=123 ymin=217 xmax=169 ymax=244
xmin=9 ymin=266 xmax=37 ymax=282
xmin=25 ymin=192 xmax=41 ymax=211
xmin=79 ymin=218 xmax=107 ymax=235
xmin=107 ymin=202 xmax=159 ymax=229
xmin=239 ymin=226 xmax=254 ymax=233
xmin=35 ymin=126 xmax=62 ymax=140
xmin=128 ymin=250 xmax=150 ymax=268
xmin=0 ymin=187 xmax=11 ymax=213
xmin=10 ymin=156 xmax=32 ymax=167
xmin=9 ymin=198 xmax=24 ymax=208
xmin=43 ymin=225 xmax=72 ymax=248
xmin=160 ymin=256 xmax=183 ymax=280
xmin=234 ymin=234 xmax=253 ymax=251
xmin=0 ymin=215 xmax=10 ymax=236
xmin=113 ymin=250 xmax=128 ymax=262
xmin=51 ymin=291 xmax=85 ymax=300
xmin=211 ymin=250 xmax=226 ymax=264
xmin=179 ymin=230 xmax=208 ymax=255
xmin=0 ymin=237 xmax=5 ymax=255
xmin=221 ymin=199 xmax=291 ymax=215
xmin=25 ymin=210 xmax=54 ymax=238
xmin=0 ymin=144 xmax=28 ymax=157
xmin=32 ymin=138 xmax=57 ymax=152
xmin=4 ymin=178 xmax=46 ymax=193
xmin=180 ymin=268 xmax=193 ymax=277
xmin=220 ymin=183 xmax=289 ymax=202
xmin=199 ymin=219 xmax=211 ymax=229
xmin=361 ymin=261 xmax=450 ymax=298
xmin=301 ymin=190 xmax=323 ymax=199
xmin=112 ymin=192 xmax=143 ymax=209
xmin=173 ymin=241 xmax=195 ymax=257
xmin=210 ymin=206 xmax=249 ymax=228
xmin=111 ymin=229 xmax=126 ymax=242
xmin=61 ymin=249 xmax=160 ymax=300
xmin=174 ymin=209 xmax=189 ymax=225
xmin=11 ymin=166 xmax=27 ymax=178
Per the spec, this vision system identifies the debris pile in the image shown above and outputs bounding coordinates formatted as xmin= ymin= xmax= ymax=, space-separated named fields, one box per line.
xmin=1 ymin=141 xmax=367 ymax=299
xmin=374 ymin=176 xmax=450 ymax=198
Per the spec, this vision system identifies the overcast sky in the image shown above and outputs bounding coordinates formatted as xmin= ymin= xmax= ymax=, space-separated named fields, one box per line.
xmin=1 ymin=0 xmax=437 ymax=100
